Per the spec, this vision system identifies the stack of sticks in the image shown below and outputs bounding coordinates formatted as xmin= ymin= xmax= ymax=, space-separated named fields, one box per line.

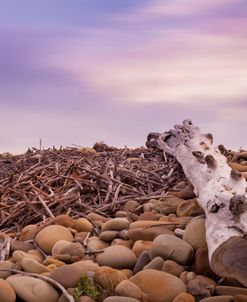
xmin=0 ymin=143 xmax=185 ymax=234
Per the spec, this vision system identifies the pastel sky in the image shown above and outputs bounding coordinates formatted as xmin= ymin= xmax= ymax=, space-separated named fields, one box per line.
xmin=0 ymin=0 xmax=247 ymax=153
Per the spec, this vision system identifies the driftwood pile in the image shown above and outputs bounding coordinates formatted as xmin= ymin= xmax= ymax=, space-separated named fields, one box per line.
xmin=0 ymin=143 xmax=185 ymax=235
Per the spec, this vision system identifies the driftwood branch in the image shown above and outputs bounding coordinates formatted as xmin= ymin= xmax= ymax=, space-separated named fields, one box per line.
xmin=147 ymin=119 xmax=247 ymax=286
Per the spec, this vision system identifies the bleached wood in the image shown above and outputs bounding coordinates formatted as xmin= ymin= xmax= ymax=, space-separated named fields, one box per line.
xmin=147 ymin=120 xmax=247 ymax=285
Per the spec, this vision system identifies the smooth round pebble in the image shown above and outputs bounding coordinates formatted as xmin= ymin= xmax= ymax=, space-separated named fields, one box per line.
xmin=183 ymin=218 xmax=207 ymax=249
xmin=93 ymin=266 xmax=127 ymax=290
xmin=173 ymin=293 xmax=195 ymax=302
xmin=162 ymin=260 xmax=185 ymax=277
xmin=215 ymin=286 xmax=247 ymax=296
xmin=75 ymin=218 xmax=93 ymax=233
xmin=199 ymin=296 xmax=233 ymax=302
xmin=103 ymin=297 xmax=140 ymax=302
xmin=129 ymin=269 xmax=186 ymax=302
xmin=193 ymin=247 xmax=214 ymax=276
xmin=0 ymin=261 xmax=14 ymax=279
xmin=133 ymin=250 xmax=151 ymax=274
xmin=111 ymin=238 xmax=133 ymax=249
xmin=19 ymin=224 xmax=38 ymax=241
xmin=127 ymin=227 xmax=173 ymax=241
xmin=7 ymin=274 xmax=59 ymax=302
xmin=234 ymin=295 xmax=247 ymax=302
xmin=12 ymin=250 xmax=40 ymax=263
xmin=96 ymin=245 xmax=137 ymax=269
xmin=21 ymin=257 xmax=51 ymax=273
xmin=99 ymin=230 xmax=119 ymax=242
xmin=49 ymin=260 xmax=99 ymax=288
xmin=122 ymin=199 xmax=139 ymax=212
xmin=10 ymin=240 xmax=35 ymax=252
xmin=102 ymin=218 xmax=130 ymax=231
xmin=51 ymin=240 xmax=84 ymax=262
xmin=35 ymin=225 xmax=73 ymax=254
xmin=77 ymin=297 xmax=95 ymax=302
xmin=176 ymin=198 xmax=203 ymax=217
xmin=0 ymin=278 xmax=16 ymax=302
xmin=144 ymin=256 xmax=164 ymax=270
xmin=87 ymin=237 xmax=109 ymax=252
xmin=132 ymin=240 xmax=152 ymax=257
xmin=150 ymin=234 xmax=194 ymax=265
xmin=115 ymin=280 xmax=142 ymax=300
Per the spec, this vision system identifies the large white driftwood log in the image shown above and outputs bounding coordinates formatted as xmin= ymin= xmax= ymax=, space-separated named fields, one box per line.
xmin=147 ymin=119 xmax=247 ymax=286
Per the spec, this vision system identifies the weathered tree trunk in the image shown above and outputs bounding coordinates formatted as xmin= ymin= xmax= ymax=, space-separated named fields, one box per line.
xmin=147 ymin=120 xmax=247 ymax=286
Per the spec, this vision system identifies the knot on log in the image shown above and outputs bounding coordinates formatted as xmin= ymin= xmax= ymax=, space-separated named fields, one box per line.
xmin=208 ymin=201 xmax=225 ymax=213
xmin=146 ymin=132 xmax=161 ymax=148
xmin=229 ymin=195 xmax=247 ymax=220
xmin=192 ymin=151 xmax=205 ymax=164
xmin=205 ymin=155 xmax=217 ymax=169
xmin=205 ymin=133 xmax=213 ymax=144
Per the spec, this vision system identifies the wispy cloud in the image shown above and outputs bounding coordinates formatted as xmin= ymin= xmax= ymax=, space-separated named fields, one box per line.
xmin=0 ymin=0 xmax=246 ymax=153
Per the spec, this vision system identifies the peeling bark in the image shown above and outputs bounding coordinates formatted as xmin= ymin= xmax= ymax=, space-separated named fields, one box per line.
xmin=147 ymin=120 xmax=247 ymax=286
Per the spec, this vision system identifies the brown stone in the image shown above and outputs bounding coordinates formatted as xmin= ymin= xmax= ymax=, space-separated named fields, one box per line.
xmin=150 ymin=234 xmax=194 ymax=265
xmin=96 ymin=245 xmax=137 ymax=269
xmin=200 ymin=296 xmax=233 ymax=302
xmin=99 ymin=230 xmax=119 ymax=242
xmin=115 ymin=280 xmax=142 ymax=300
xmin=77 ymin=297 xmax=95 ymax=302
xmin=0 ymin=261 xmax=14 ymax=279
xmin=132 ymin=240 xmax=152 ymax=257
xmin=19 ymin=224 xmax=39 ymax=241
xmin=133 ymin=250 xmax=151 ymax=274
xmin=183 ymin=218 xmax=207 ymax=249
xmin=87 ymin=212 xmax=109 ymax=223
xmin=115 ymin=211 xmax=128 ymax=218
xmin=0 ymin=278 xmax=16 ymax=302
xmin=21 ymin=258 xmax=51 ymax=274
xmin=122 ymin=199 xmax=139 ymax=212
xmin=193 ymin=247 xmax=215 ymax=276
xmin=144 ymin=256 xmax=164 ymax=271
xmin=93 ymin=266 xmax=127 ymax=290
xmin=35 ymin=225 xmax=73 ymax=254
xmin=102 ymin=218 xmax=130 ymax=231
xmin=121 ymin=269 xmax=133 ymax=278
xmin=162 ymin=260 xmax=185 ymax=277
xmin=75 ymin=218 xmax=93 ymax=233
xmin=130 ymin=269 xmax=186 ymax=302
xmin=7 ymin=274 xmax=59 ymax=302
xmin=138 ymin=212 xmax=158 ymax=221
xmin=234 ymin=295 xmax=247 ymax=302
xmin=12 ymin=250 xmax=41 ymax=263
xmin=176 ymin=198 xmax=204 ymax=217
xmin=51 ymin=240 xmax=84 ymax=263
xmin=49 ymin=260 xmax=99 ymax=288
xmin=87 ymin=237 xmax=109 ymax=252
xmin=10 ymin=240 xmax=35 ymax=252
xmin=215 ymin=286 xmax=247 ymax=296
xmin=126 ymin=226 xmax=174 ymax=242
xmin=111 ymin=238 xmax=133 ymax=249
xmin=103 ymin=297 xmax=140 ymax=302
xmin=187 ymin=276 xmax=216 ymax=298
xmin=173 ymin=293 xmax=195 ymax=302
xmin=130 ymin=220 xmax=175 ymax=229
